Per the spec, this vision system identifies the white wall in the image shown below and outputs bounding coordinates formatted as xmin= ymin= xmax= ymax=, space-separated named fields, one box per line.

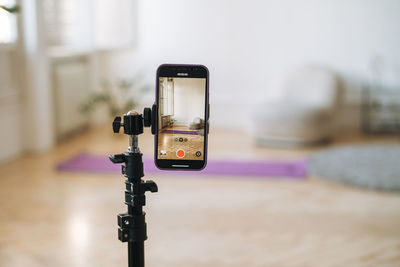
xmin=0 ymin=0 xmax=55 ymax=163
xmin=173 ymin=78 xmax=205 ymax=124
xmin=103 ymin=0 xmax=400 ymax=130
xmin=21 ymin=0 xmax=54 ymax=152
xmin=0 ymin=51 xmax=23 ymax=162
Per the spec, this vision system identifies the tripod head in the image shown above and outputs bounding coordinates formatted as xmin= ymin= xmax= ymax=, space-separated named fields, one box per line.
xmin=112 ymin=105 xmax=156 ymax=135
xmin=112 ymin=105 xmax=156 ymax=153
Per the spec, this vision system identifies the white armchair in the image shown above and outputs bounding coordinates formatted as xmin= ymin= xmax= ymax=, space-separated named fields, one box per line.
xmin=253 ymin=66 xmax=342 ymax=147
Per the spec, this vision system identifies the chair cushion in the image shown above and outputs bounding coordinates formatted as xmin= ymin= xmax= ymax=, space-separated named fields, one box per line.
xmin=253 ymin=103 xmax=334 ymax=142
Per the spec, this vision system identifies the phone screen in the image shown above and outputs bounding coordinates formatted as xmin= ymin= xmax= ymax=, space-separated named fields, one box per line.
xmin=155 ymin=64 xmax=209 ymax=170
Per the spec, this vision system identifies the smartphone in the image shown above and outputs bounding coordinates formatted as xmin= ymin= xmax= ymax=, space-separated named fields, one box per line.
xmin=155 ymin=64 xmax=209 ymax=170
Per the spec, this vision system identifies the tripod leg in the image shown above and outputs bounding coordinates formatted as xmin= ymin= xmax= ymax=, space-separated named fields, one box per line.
xmin=129 ymin=242 xmax=145 ymax=267
xmin=128 ymin=205 xmax=145 ymax=267
xmin=111 ymin=151 xmax=157 ymax=267
xmin=126 ymin=171 xmax=146 ymax=267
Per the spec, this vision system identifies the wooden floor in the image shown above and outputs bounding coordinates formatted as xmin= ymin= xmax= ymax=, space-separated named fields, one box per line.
xmin=158 ymin=126 xmax=204 ymax=160
xmin=0 ymin=126 xmax=399 ymax=267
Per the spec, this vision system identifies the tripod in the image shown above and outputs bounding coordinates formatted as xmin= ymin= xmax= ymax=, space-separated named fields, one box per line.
xmin=109 ymin=106 xmax=157 ymax=267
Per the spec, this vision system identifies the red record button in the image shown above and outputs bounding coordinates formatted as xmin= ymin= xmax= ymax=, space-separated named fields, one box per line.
xmin=176 ymin=149 xmax=185 ymax=158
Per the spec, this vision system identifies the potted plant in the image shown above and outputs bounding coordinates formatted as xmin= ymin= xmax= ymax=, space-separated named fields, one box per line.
xmin=81 ymin=75 xmax=151 ymax=118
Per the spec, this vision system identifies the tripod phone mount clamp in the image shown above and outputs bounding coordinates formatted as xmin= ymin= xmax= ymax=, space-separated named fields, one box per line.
xmin=109 ymin=105 xmax=157 ymax=267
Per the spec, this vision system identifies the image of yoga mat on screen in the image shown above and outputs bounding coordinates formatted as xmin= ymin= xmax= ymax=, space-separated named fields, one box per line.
xmin=158 ymin=77 xmax=206 ymax=160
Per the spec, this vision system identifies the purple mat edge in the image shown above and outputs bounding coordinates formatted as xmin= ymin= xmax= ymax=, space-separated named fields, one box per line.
xmin=57 ymin=153 xmax=308 ymax=179
xmin=161 ymin=130 xmax=198 ymax=135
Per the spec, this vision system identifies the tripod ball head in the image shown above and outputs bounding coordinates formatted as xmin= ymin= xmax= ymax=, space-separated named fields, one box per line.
xmin=112 ymin=105 xmax=156 ymax=136
xmin=112 ymin=112 xmax=143 ymax=135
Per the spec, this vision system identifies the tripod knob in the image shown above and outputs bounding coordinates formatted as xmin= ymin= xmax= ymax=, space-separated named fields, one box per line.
xmin=143 ymin=108 xmax=152 ymax=127
xmin=113 ymin=116 xmax=122 ymax=133
xmin=109 ymin=153 xmax=125 ymax=164
xmin=143 ymin=180 xmax=158 ymax=193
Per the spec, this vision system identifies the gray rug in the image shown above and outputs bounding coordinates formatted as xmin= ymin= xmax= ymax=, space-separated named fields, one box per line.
xmin=310 ymin=144 xmax=400 ymax=191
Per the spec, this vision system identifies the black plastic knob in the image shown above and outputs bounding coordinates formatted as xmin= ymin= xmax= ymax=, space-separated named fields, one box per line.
xmin=109 ymin=153 xmax=125 ymax=164
xmin=143 ymin=108 xmax=152 ymax=127
xmin=143 ymin=180 xmax=158 ymax=193
xmin=113 ymin=117 xmax=122 ymax=133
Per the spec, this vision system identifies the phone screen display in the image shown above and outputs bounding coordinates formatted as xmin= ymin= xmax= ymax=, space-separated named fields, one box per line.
xmin=157 ymin=76 xmax=207 ymax=161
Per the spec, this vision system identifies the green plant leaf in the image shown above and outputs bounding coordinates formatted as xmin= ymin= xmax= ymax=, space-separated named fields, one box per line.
xmin=0 ymin=5 xmax=20 ymax=13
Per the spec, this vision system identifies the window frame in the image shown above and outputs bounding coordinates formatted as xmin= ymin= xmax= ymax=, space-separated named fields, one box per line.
xmin=0 ymin=0 xmax=19 ymax=49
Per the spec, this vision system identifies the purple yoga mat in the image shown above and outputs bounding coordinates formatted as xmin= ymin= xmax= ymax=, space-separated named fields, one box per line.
xmin=57 ymin=153 xmax=307 ymax=178
xmin=161 ymin=130 xmax=198 ymax=135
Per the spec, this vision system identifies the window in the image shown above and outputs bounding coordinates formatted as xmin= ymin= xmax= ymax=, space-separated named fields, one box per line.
xmin=42 ymin=0 xmax=92 ymax=48
xmin=42 ymin=0 xmax=135 ymax=50
xmin=167 ymin=78 xmax=174 ymax=116
xmin=160 ymin=78 xmax=174 ymax=116
xmin=0 ymin=0 xmax=18 ymax=44
xmin=160 ymin=79 xmax=167 ymax=116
